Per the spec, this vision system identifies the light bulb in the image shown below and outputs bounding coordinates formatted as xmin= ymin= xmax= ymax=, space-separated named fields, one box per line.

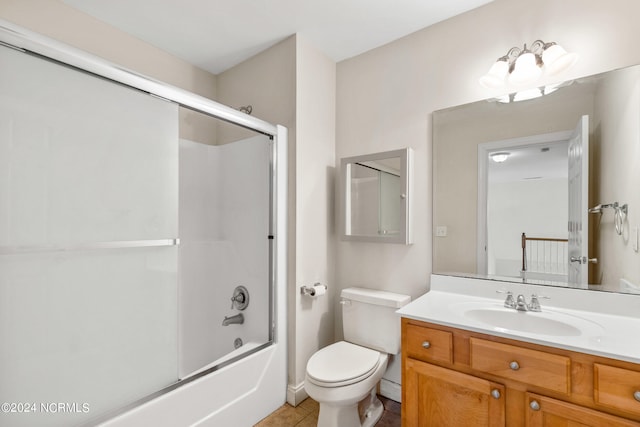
xmin=508 ymin=52 xmax=542 ymax=86
xmin=490 ymin=152 xmax=511 ymax=163
xmin=542 ymin=44 xmax=578 ymax=76
xmin=479 ymin=59 xmax=509 ymax=89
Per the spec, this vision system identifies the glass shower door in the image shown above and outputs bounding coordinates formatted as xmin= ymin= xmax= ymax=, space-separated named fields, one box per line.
xmin=0 ymin=44 xmax=179 ymax=427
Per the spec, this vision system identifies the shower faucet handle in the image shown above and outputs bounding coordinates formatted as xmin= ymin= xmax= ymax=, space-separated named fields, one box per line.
xmin=230 ymin=293 xmax=245 ymax=308
xmin=230 ymin=285 xmax=250 ymax=310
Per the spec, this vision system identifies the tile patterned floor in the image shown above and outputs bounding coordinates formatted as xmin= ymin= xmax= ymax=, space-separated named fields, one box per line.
xmin=254 ymin=395 xmax=401 ymax=427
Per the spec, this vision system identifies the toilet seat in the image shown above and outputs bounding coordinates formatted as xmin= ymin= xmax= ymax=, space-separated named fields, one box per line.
xmin=306 ymin=341 xmax=382 ymax=388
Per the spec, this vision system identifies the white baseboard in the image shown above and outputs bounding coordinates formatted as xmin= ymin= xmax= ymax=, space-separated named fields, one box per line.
xmin=288 ymin=379 xmax=399 ymax=407
xmin=379 ymin=379 xmax=401 ymax=402
xmin=286 ymin=382 xmax=309 ymax=407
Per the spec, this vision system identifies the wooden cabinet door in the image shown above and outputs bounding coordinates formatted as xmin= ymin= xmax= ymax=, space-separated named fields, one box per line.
xmin=525 ymin=393 xmax=640 ymax=427
xmin=404 ymin=358 xmax=505 ymax=426
xmin=594 ymin=363 xmax=640 ymax=418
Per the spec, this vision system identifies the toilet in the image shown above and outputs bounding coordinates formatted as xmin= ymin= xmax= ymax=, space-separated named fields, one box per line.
xmin=305 ymin=287 xmax=411 ymax=427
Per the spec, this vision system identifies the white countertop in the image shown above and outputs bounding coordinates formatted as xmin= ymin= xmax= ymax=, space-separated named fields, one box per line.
xmin=397 ymin=274 xmax=640 ymax=364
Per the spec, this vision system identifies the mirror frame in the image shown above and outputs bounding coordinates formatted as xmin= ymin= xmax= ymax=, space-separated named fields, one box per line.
xmin=340 ymin=148 xmax=412 ymax=244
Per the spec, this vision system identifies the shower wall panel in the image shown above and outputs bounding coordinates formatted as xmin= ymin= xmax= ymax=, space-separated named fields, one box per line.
xmin=178 ymin=136 xmax=270 ymax=378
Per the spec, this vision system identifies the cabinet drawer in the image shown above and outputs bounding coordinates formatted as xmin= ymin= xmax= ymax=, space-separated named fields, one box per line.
xmin=405 ymin=324 xmax=452 ymax=364
xmin=470 ymin=338 xmax=570 ymax=394
xmin=594 ymin=363 xmax=640 ymax=417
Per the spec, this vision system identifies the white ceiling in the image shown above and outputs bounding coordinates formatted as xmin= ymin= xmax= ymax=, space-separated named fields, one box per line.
xmin=63 ymin=0 xmax=494 ymax=75
xmin=488 ymin=142 xmax=569 ymax=183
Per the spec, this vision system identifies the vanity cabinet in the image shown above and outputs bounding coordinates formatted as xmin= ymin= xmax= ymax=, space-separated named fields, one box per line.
xmin=401 ymin=318 xmax=640 ymax=426
xmin=405 ymin=358 xmax=505 ymax=426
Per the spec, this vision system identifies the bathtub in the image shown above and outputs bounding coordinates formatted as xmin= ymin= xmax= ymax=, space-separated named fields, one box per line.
xmin=98 ymin=339 xmax=286 ymax=427
xmin=186 ymin=341 xmax=265 ymax=378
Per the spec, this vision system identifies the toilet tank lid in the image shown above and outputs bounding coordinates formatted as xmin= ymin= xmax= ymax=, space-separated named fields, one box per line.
xmin=341 ymin=287 xmax=411 ymax=308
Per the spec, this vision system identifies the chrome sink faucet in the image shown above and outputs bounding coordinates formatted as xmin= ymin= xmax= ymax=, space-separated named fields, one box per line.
xmin=498 ymin=291 xmax=547 ymax=312
xmin=515 ymin=294 xmax=530 ymax=311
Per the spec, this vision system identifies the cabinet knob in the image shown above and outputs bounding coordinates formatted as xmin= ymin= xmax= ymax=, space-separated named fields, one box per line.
xmin=530 ymin=400 xmax=541 ymax=411
xmin=634 ymin=391 xmax=640 ymax=402
xmin=509 ymin=361 xmax=520 ymax=371
xmin=491 ymin=389 xmax=501 ymax=399
xmin=421 ymin=341 xmax=431 ymax=349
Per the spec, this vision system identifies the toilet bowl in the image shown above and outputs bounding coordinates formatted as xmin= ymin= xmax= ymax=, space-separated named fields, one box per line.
xmin=305 ymin=341 xmax=388 ymax=427
xmin=304 ymin=287 xmax=411 ymax=427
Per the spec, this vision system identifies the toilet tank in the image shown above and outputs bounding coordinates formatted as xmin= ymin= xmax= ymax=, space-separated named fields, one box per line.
xmin=341 ymin=287 xmax=411 ymax=354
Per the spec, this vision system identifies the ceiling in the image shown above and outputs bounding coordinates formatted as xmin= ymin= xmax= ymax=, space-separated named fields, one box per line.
xmin=62 ymin=0 xmax=493 ymax=75
xmin=488 ymin=142 xmax=569 ymax=183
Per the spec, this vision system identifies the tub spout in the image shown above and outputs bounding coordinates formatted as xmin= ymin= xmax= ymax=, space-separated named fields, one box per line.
xmin=222 ymin=313 xmax=244 ymax=326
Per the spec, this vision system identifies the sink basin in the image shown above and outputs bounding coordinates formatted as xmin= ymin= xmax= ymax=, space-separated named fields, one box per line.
xmin=451 ymin=302 xmax=604 ymax=337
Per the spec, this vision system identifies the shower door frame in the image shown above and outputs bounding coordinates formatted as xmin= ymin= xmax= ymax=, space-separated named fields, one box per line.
xmin=0 ymin=18 xmax=285 ymax=424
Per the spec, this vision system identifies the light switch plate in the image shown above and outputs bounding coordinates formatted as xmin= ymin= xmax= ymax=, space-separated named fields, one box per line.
xmin=435 ymin=226 xmax=448 ymax=237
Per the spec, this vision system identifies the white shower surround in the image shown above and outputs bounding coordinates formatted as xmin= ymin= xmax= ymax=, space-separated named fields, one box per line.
xmin=101 ymin=131 xmax=288 ymax=427
xmin=178 ymin=136 xmax=271 ymax=378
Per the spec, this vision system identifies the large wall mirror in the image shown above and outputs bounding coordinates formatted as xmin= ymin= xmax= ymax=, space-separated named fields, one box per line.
xmin=433 ymin=63 xmax=640 ymax=294
xmin=340 ymin=148 xmax=412 ymax=244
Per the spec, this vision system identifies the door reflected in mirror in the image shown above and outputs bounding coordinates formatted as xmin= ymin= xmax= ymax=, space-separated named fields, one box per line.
xmin=482 ymin=134 xmax=569 ymax=279
xmin=340 ymin=148 xmax=412 ymax=244
xmin=478 ymin=116 xmax=589 ymax=287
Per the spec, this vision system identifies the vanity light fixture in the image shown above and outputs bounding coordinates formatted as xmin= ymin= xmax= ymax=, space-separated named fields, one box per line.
xmin=490 ymin=151 xmax=510 ymax=163
xmin=495 ymin=83 xmax=563 ymax=104
xmin=480 ymin=40 xmax=578 ymax=89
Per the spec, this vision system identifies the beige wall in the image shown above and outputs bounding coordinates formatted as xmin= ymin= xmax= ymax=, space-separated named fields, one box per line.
xmin=216 ymin=37 xmax=296 ymax=145
xmin=335 ymin=0 xmax=640 ymax=385
xmin=293 ymin=36 xmax=336 ymax=403
xmin=593 ymin=66 xmax=640 ymax=287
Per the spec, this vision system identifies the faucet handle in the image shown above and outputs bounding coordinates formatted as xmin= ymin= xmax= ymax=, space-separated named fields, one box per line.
xmin=528 ymin=294 xmax=550 ymax=312
xmin=231 ymin=294 xmax=242 ymax=309
xmin=497 ymin=290 xmax=516 ymax=309
xmin=230 ymin=286 xmax=249 ymax=310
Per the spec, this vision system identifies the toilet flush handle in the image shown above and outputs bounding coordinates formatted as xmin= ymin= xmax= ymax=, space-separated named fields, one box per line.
xmin=339 ymin=299 xmax=351 ymax=306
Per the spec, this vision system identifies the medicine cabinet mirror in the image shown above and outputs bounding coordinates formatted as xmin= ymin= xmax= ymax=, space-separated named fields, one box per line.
xmin=340 ymin=148 xmax=412 ymax=244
